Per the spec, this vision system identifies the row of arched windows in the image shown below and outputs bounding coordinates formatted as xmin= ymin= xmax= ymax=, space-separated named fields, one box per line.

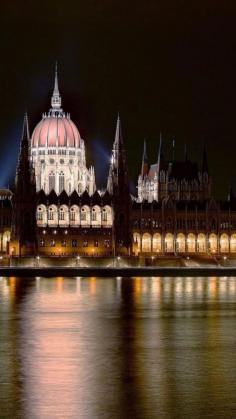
xmin=37 ymin=204 xmax=113 ymax=228
xmin=133 ymin=232 xmax=236 ymax=254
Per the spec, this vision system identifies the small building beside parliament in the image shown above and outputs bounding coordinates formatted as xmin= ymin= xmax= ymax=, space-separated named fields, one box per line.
xmin=2 ymin=67 xmax=236 ymax=258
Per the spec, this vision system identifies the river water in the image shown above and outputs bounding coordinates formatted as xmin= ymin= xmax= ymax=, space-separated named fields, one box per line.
xmin=0 ymin=276 xmax=236 ymax=419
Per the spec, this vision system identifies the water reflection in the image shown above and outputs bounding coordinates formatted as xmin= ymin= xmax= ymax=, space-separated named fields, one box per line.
xmin=0 ymin=277 xmax=236 ymax=418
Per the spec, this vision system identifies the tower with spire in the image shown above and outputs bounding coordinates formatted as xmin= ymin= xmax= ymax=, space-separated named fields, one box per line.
xmin=51 ymin=62 xmax=62 ymax=113
xmin=107 ymin=115 xmax=131 ymax=254
xmin=30 ymin=64 xmax=96 ymax=196
xmin=141 ymin=139 xmax=149 ymax=178
xmin=138 ymin=133 xmax=166 ymax=202
xmin=10 ymin=113 xmax=37 ymax=256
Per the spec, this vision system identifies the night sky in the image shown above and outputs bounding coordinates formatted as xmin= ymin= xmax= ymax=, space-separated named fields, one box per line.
xmin=0 ymin=0 xmax=236 ymax=197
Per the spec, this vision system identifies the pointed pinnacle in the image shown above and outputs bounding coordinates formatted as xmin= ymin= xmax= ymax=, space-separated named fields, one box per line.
xmin=22 ymin=112 xmax=30 ymax=141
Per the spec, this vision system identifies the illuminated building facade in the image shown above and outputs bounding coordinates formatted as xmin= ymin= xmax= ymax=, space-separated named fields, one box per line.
xmin=0 ymin=67 xmax=236 ymax=257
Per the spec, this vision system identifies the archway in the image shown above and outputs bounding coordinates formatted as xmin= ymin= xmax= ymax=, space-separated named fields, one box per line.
xmin=176 ymin=233 xmax=185 ymax=253
xmin=197 ymin=233 xmax=206 ymax=253
xmin=209 ymin=233 xmax=218 ymax=253
xmin=230 ymin=234 xmax=236 ymax=253
xmin=133 ymin=232 xmax=141 ymax=254
xmin=220 ymin=233 xmax=229 ymax=253
xmin=187 ymin=233 xmax=196 ymax=253
xmin=2 ymin=231 xmax=10 ymax=252
xmin=142 ymin=233 xmax=151 ymax=252
xmin=165 ymin=233 xmax=174 ymax=253
xmin=153 ymin=233 xmax=162 ymax=252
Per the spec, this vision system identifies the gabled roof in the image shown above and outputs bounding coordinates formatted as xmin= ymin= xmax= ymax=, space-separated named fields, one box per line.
xmin=102 ymin=190 xmax=112 ymax=205
xmin=70 ymin=190 xmax=79 ymax=205
xmin=91 ymin=190 xmax=101 ymax=205
xmin=81 ymin=190 xmax=91 ymax=205
xmin=48 ymin=189 xmax=58 ymax=204
xmin=58 ymin=190 xmax=69 ymax=204
xmin=37 ymin=189 xmax=47 ymax=204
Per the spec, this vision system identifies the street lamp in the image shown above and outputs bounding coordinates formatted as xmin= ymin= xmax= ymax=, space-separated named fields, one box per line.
xmin=35 ymin=255 xmax=40 ymax=267
xmin=76 ymin=255 xmax=80 ymax=267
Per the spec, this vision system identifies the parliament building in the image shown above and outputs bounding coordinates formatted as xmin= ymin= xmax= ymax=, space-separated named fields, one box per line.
xmin=1 ymin=67 xmax=236 ymax=258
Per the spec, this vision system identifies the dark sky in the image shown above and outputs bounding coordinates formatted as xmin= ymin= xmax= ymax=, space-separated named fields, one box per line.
xmin=0 ymin=0 xmax=236 ymax=197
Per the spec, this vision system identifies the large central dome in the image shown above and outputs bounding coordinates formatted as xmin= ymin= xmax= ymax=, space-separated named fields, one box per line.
xmin=31 ymin=64 xmax=80 ymax=149
xmin=31 ymin=114 xmax=81 ymax=148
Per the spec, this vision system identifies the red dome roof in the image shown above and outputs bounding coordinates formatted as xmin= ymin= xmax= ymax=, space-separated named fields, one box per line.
xmin=31 ymin=115 xmax=81 ymax=148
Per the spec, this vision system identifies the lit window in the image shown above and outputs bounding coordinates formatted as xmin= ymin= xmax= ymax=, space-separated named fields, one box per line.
xmin=59 ymin=171 xmax=65 ymax=193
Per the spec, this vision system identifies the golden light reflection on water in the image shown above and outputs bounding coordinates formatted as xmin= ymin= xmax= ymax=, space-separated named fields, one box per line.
xmin=1 ymin=277 xmax=236 ymax=419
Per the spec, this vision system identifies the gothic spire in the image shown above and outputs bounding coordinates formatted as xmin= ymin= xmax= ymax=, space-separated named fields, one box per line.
xmin=18 ymin=112 xmax=30 ymax=167
xmin=51 ymin=62 xmax=62 ymax=110
xmin=141 ymin=139 xmax=148 ymax=177
xmin=16 ymin=113 xmax=35 ymax=191
xmin=107 ymin=114 xmax=128 ymax=193
xmin=21 ymin=112 xmax=30 ymax=144
xmin=114 ymin=113 xmax=123 ymax=149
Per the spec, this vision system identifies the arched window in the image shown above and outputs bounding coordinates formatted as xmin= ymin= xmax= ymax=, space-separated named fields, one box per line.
xmin=220 ymin=234 xmax=229 ymax=253
xmin=78 ymin=183 xmax=83 ymax=194
xmin=231 ymin=234 xmax=236 ymax=253
xmin=209 ymin=233 xmax=217 ymax=253
xmin=2 ymin=231 xmax=10 ymax=252
xmin=153 ymin=233 xmax=162 ymax=252
xmin=70 ymin=205 xmax=80 ymax=226
xmin=133 ymin=232 xmax=141 ymax=254
xmin=48 ymin=205 xmax=58 ymax=227
xmin=165 ymin=233 xmax=174 ymax=253
xmin=49 ymin=172 xmax=55 ymax=192
xmin=36 ymin=205 xmax=47 ymax=227
xmin=59 ymin=171 xmax=65 ymax=194
xmin=91 ymin=206 xmax=101 ymax=227
xmin=81 ymin=205 xmax=90 ymax=227
xmin=142 ymin=233 xmax=151 ymax=252
xmin=102 ymin=206 xmax=113 ymax=227
xmin=187 ymin=233 xmax=196 ymax=253
xmin=59 ymin=205 xmax=69 ymax=227
xmin=197 ymin=234 xmax=206 ymax=253
xmin=176 ymin=233 xmax=185 ymax=253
